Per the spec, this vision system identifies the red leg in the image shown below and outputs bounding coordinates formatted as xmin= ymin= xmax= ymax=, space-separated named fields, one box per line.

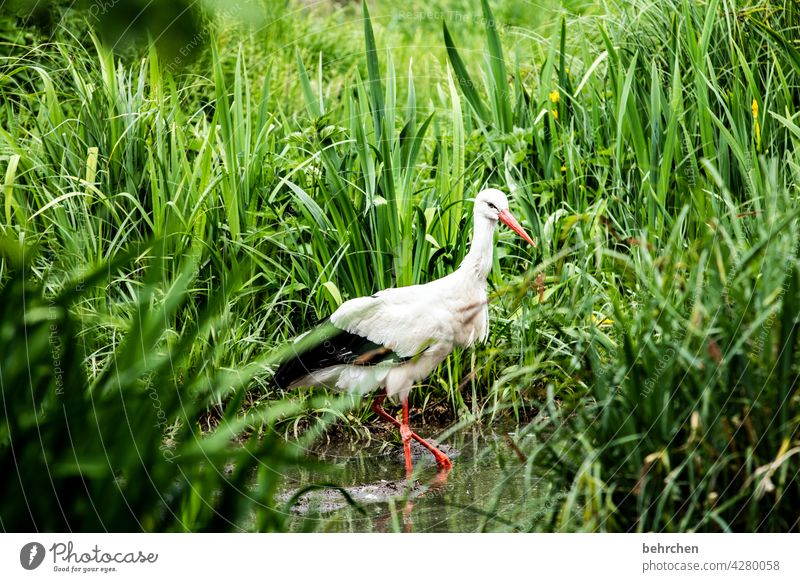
xmin=370 ymin=391 xmax=453 ymax=471
xmin=400 ymin=398 xmax=413 ymax=478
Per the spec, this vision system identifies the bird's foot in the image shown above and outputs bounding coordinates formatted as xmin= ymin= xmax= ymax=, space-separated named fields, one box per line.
xmin=434 ymin=452 xmax=453 ymax=471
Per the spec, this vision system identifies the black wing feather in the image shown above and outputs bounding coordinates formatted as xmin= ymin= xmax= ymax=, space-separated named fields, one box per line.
xmin=273 ymin=322 xmax=407 ymax=389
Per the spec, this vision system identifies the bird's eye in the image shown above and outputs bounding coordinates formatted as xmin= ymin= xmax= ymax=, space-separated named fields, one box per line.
xmin=487 ymin=202 xmax=498 ymax=211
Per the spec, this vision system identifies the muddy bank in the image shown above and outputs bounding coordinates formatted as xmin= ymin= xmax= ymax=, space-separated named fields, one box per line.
xmin=279 ymin=478 xmax=428 ymax=515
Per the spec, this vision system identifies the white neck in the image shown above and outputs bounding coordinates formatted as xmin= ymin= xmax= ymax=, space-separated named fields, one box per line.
xmin=459 ymin=214 xmax=497 ymax=280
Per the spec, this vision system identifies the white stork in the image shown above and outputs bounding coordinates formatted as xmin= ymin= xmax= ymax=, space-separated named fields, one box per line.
xmin=274 ymin=188 xmax=536 ymax=476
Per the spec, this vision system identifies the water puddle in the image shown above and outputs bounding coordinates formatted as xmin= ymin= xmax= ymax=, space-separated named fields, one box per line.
xmin=278 ymin=423 xmax=551 ymax=532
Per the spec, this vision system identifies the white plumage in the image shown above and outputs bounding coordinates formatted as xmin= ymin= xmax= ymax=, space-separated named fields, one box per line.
xmin=276 ymin=188 xmax=535 ymax=473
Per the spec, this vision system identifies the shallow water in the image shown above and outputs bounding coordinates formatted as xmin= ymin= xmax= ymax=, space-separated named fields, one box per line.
xmin=278 ymin=423 xmax=550 ymax=532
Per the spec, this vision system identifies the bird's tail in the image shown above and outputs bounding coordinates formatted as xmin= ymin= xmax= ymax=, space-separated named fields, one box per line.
xmin=272 ymin=321 xmax=342 ymax=389
xmin=272 ymin=320 xmax=404 ymax=390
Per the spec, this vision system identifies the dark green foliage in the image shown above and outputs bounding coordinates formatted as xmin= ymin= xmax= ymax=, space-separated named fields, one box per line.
xmin=1 ymin=0 xmax=799 ymax=532
xmin=0 ymin=240 xmax=345 ymax=531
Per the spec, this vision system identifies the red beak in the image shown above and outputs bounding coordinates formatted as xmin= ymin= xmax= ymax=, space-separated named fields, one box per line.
xmin=498 ymin=209 xmax=537 ymax=247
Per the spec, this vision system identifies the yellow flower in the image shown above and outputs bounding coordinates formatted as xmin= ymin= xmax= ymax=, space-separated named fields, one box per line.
xmin=551 ymin=108 xmax=558 ymax=120
xmin=561 ymin=164 xmax=566 ymax=173
xmin=752 ymin=99 xmax=761 ymax=150
xmin=591 ymin=314 xmax=614 ymax=327
xmin=549 ymin=90 xmax=560 ymax=104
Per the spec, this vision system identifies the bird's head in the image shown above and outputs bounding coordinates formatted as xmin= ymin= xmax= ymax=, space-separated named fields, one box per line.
xmin=475 ymin=188 xmax=536 ymax=247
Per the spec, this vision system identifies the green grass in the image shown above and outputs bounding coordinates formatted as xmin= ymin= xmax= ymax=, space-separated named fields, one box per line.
xmin=1 ymin=0 xmax=800 ymax=532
